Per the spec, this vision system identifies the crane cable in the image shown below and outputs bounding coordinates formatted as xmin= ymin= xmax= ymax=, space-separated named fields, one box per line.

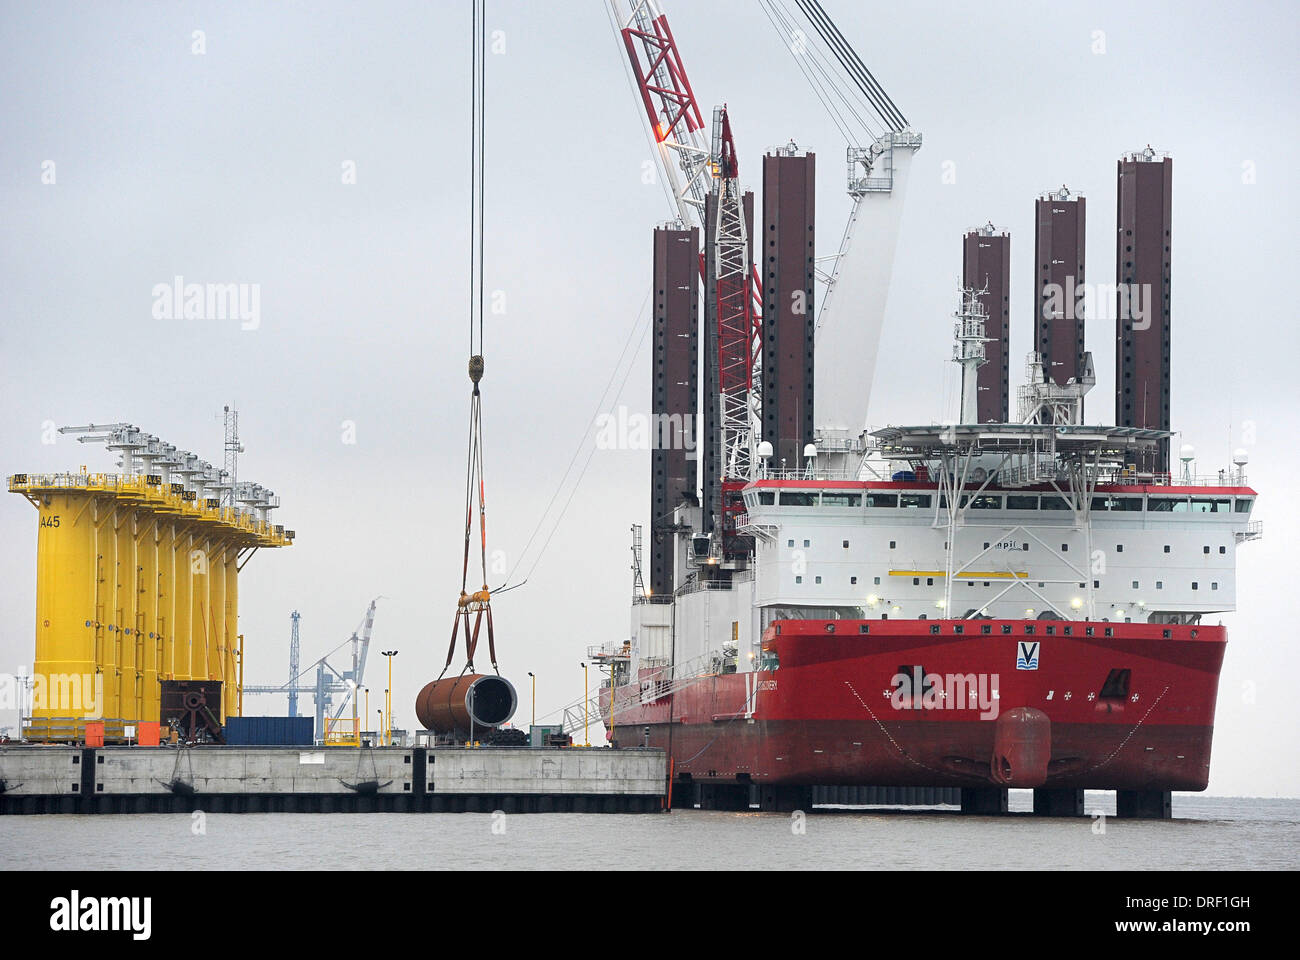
xmin=757 ymin=0 xmax=874 ymax=146
xmin=793 ymin=0 xmax=908 ymax=132
xmin=441 ymin=0 xmax=497 ymax=682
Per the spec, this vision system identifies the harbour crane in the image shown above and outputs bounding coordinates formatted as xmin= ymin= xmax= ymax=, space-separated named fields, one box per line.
xmin=242 ymin=599 xmax=378 ymax=741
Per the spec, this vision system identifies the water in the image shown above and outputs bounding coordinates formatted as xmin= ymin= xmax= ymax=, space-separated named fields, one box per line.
xmin=3 ymin=794 xmax=1296 ymax=870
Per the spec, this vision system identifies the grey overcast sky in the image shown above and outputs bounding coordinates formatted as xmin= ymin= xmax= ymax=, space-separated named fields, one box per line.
xmin=2 ymin=1 xmax=1296 ymax=796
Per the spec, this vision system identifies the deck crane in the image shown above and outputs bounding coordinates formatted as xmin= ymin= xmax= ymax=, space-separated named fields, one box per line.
xmin=616 ymin=0 xmax=921 ymax=482
xmin=609 ymin=0 xmax=711 ymax=230
xmin=610 ymin=0 xmax=764 ymax=555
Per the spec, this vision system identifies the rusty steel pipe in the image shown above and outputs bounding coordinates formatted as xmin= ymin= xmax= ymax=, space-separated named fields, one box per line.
xmin=415 ymin=673 xmax=517 ymax=734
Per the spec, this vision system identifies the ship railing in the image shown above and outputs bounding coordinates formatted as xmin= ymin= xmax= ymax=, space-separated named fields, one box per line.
xmin=586 ymin=641 xmax=632 ymax=661
xmin=1120 ymin=472 xmax=1248 ymax=488
xmin=1235 ymin=520 xmax=1263 ymax=543
xmin=675 ymin=579 xmax=736 ymax=597
xmin=755 ymin=467 xmax=860 ymax=481
xmin=8 ymin=472 xmax=286 ymax=525
xmin=546 ymin=651 xmax=724 ymax=737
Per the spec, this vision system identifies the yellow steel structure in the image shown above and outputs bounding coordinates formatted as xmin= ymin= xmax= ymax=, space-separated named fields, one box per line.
xmin=9 ymin=471 xmax=292 ymax=740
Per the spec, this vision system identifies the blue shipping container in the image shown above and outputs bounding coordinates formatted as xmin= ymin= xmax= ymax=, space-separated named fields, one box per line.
xmin=223 ymin=716 xmax=314 ymax=746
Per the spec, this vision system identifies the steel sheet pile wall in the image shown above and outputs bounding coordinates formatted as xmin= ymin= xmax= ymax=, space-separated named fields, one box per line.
xmin=0 ymin=746 xmax=667 ymax=815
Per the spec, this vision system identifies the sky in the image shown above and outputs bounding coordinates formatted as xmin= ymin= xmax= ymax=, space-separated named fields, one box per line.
xmin=1 ymin=0 xmax=1297 ymax=796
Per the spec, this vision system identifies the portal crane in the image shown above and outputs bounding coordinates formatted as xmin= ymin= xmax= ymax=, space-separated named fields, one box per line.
xmin=242 ymin=599 xmax=378 ymax=741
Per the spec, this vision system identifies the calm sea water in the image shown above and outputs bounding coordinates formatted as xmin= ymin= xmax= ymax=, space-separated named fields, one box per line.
xmin=3 ymin=793 xmax=1296 ymax=870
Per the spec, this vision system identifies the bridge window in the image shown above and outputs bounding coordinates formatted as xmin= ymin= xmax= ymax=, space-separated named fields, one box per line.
xmin=1041 ymin=496 xmax=1070 ymax=510
xmin=1007 ymin=495 xmax=1038 ymax=510
xmin=1234 ymin=499 xmax=1251 ymax=513
xmin=867 ymin=493 xmax=898 ymax=508
xmin=1100 ymin=497 xmax=1143 ymax=511
xmin=900 ymin=494 xmax=931 ymax=508
xmin=758 ymin=491 xmax=775 ymax=505
xmin=970 ymin=495 xmax=1002 ymax=509
xmin=1191 ymin=499 xmax=1231 ymax=513
xmin=823 ymin=493 xmax=861 ymax=507
xmin=780 ymin=491 xmax=818 ymax=506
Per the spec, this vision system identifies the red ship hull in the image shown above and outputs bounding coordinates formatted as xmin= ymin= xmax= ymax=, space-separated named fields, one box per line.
xmin=600 ymin=619 xmax=1225 ymax=791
